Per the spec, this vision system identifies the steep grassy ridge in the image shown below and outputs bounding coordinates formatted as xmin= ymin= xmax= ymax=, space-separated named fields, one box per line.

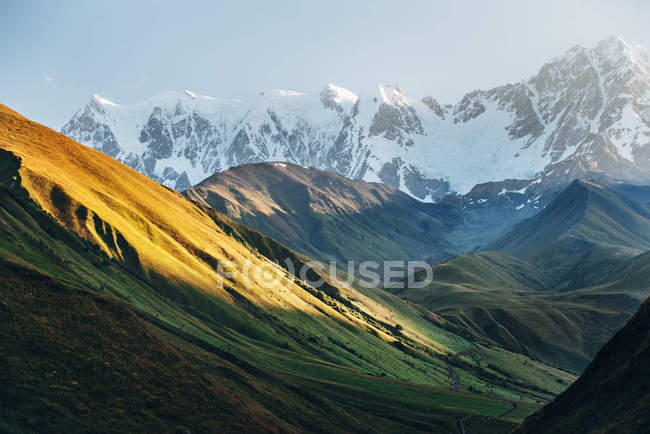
xmin=517 ymin=297 xmax=650 ymax=434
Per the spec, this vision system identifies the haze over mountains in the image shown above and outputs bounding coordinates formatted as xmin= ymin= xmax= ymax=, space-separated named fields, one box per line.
xmin=64 ymin=36 xmax=650 ymax=207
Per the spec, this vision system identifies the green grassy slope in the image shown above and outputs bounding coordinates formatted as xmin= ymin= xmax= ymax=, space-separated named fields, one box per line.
xmin=0 ymin=263 xmax=297 ymax=433
xmin=516 ymin=297 xmax=650 ymax=434
xmin=394 ymin=248 xmax=649 ymax=373
xmin=412 ymin=251 xmax=553 ymax=292
xmin=488 ymin=180 xmax=650 ymax=267
xmin=185 ymin=165 xmax=650 ymax=377
xmin=0 ymin=104 xmax=569 ymax=432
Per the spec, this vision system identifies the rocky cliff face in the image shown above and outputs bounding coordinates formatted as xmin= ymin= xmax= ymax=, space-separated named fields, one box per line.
xmin=62 ymin=37 xmax=650 ymax=205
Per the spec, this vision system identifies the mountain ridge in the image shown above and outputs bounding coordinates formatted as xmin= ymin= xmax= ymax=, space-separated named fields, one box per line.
xmin=487 ymin=179 xmax=650 ymax=267
xmin=184 ymin=161 xmax=459 ymax=273
xmin=388 ymin=179 xmax=650 ymax=372
xmin=62 ymin=36 xmax=650 ymax=204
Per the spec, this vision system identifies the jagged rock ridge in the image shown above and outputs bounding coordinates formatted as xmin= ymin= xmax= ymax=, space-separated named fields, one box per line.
xmin=62 ymin=37 xmax=650 ymax=202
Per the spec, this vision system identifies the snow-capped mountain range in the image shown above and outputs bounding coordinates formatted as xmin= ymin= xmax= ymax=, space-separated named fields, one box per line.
xmin=62 ymin=36 xmax=650 ymax=202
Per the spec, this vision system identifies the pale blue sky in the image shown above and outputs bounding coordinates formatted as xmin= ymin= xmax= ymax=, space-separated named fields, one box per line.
xmin=3 ymin=0 xmax=650 ymax=129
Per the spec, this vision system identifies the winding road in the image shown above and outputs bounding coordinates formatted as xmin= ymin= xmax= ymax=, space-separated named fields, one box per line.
xmin=445 ymin=345 xmax=479 ymax=391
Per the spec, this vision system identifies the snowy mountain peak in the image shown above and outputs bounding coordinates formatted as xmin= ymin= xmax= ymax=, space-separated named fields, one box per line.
xmin=92 ymin=94 xmax=118 ymax=106
xmin=63 ymin=37 xmax=650 ymax=203
xmin=374 ymin=83 xmax=410 ymax=105
xmin=555 ymin=36 xmax=649 ymax=78
xmin=594 ymin=35 xmax=640 ymax=60
xmin=261 ymin=89 xmax=306 ymax=98
xmin=599 ymin=35 xmax=628 ymax=50
xmin=323 ymin=84 xmax=358 ymax=104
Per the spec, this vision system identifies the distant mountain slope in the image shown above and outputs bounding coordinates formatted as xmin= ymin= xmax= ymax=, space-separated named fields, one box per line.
xmin=63 ymin=37 xmax=650 ymax=204
xmin=517 ymin=297 xmax=650 ymax=434
xmin=488 ymin=179 xmax=650 ymax=267
xmin=412 ymin=251 xmax=553 ymax=292
xmin=394 ymin=251 xmax=635 ymax=373
xmin=1 ymin=103 xmax=571 ymax=431
xmin=184 ymin=162 xmax=458 ymax=270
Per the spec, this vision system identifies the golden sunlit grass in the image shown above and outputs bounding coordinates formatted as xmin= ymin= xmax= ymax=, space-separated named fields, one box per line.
xmin=0 ymin=104 xmax=340 ymax=315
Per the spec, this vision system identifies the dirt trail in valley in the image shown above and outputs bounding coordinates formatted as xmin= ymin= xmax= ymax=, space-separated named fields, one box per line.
xmin=445 ymin=345 xmax=479 ymax=391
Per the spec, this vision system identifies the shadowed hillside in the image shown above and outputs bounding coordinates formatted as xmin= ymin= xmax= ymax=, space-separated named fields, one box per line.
xmin=393 ymin=251 xmax=637 ymax=373
xmin=517 ymin=297 xmax=650 ymax=434
xmin=184 ymin=162 xmax=459 ymax=272
xmin=488 ymin=179 xmax=650 ymax=268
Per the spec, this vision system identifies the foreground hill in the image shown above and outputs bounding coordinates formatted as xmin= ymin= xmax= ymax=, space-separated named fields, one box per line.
xmin=0 ymin=262 xmax=290 ymax=432
xmin=0 ymin=104 xmax=570 ymax=431
xmin=517 ymin=297 xmax=650 ymax=433
xmin=184 ymin=162 xmax=458 ymax=269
